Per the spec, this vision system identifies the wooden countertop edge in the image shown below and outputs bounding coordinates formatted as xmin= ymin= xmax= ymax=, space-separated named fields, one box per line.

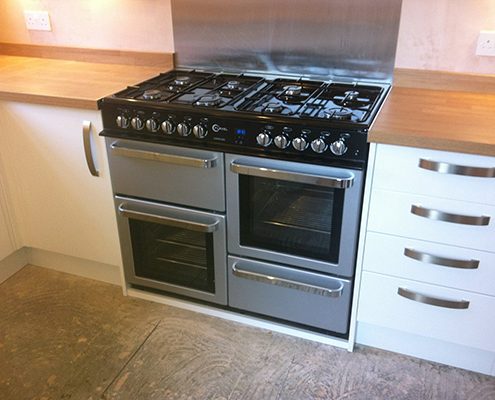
xmin=369 ymin=132 xmax=495 ymax=157
xmin=0 ymin=91 xmax=100 ymax=110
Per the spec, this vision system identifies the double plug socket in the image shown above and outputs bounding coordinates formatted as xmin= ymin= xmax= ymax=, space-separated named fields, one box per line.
xmin=476 ymin=31 xmax=495 ymax=57
xmin=24 ymin=11 xmax=52 ymax=31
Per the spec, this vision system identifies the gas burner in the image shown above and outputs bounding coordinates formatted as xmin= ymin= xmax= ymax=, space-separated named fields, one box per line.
xmin=323 ymin=108 xmax=353 ymax=120
xmin=142 ymin=89 xmax=163 ymax=101
xmin=226 ymin=80 xmax=240 ymax=90
xmin=283 ymin=85 xmax=303 ymax=96
xmin=264 ymin=103 xmax=285 ymax=113
xmin=174 ymin=76 xmax=192 ymax=86
xmin=195 ymin=94 xmax=221 ymax=107
xmin=344 ymin=91 xmax=360 ymax=101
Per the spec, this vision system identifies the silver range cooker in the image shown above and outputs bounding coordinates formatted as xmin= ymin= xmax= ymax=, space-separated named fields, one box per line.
xmin=99 ymin=69 xmax=389 ymax=337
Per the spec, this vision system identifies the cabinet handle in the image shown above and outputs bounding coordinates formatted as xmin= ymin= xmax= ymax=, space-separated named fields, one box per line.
xmin=404 ymin=248 xmax=479 ymax=270
xmin=419 ymin=159 xmax=495 ymax=178
xmin=410 ymin=205 xmax=490 ymax=226
xmin=398 ymin=287 xmax=469 ymax=310
xmin=231 ymin=262 xmax=344 ymax=298
xmin=83 ymin=121 xmax=99 ymax=177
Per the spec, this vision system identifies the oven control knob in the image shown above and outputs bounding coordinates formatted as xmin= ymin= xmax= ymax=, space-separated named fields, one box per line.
xmin=292 ymin=136 xmax=308 ymax=151
xmin=193 ymin=124 xmax=208 ymax=139
xmin=330 ymin=139 xmax=348 ymax=156
xmin=161 ymin=120 xmax=176 ymax=135
xmin=145 ymin=118 xmax=160 ymax=133
xmin=274 ymin=134 xmax=290 ymax=149
xmin=256 ymin=132 xmax=272 ymax=147
xmin=311 ymin=138 xmax=328 ymax=154
xmin=131 ymin=116 xmax=144 ymax=131
xmin=116 ymin=115 xmax=130 ymax=129
xmin=177 ymin=122 xmax=191 ymax=137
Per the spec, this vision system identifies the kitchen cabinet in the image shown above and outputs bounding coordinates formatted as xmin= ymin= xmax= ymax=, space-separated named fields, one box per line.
xmin=356 ymin=144 xmax=495 ymax=375
xmin=0 ymin=177 xmax=15 ymax=261
xmin=0 ymin=101 xmax=121 ymax=267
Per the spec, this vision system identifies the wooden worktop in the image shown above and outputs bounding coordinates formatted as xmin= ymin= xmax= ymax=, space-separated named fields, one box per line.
xmin=0 ymin=45 xmax=172 ymax=110
xmin=370 ymin=69 xmax=495 ymax=157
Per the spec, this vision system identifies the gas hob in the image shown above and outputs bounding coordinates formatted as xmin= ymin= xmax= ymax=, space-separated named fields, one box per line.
xmin=99 ymin=69 xmax=390 ymax=168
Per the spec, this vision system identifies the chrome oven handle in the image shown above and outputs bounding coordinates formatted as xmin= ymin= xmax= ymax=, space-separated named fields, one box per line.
xmin=404 ymin=248 xmax=479 ymax=270
xmin=410 ymin=205 xmax=491 ymax=226
xmin=83 ymin=120 xmax=99 ymax=177
xmin=118 ymin=204 xmax=219 ymax=233
xmin=110 ymin=142 xmax=217 ymax=169
xmin=231 ymin=263 xmax=344 ymax=298
xmin=419 ymin=158 xmax=495 ymax=178
xmin=398 ymin=287 xmax=470 ymax=310
xmin=230 ymin=160 xmax=354 ymax=189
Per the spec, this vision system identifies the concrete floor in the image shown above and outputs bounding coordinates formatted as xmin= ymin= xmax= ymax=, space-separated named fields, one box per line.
xmin=1 ymin=265 xmax=494 ymax=400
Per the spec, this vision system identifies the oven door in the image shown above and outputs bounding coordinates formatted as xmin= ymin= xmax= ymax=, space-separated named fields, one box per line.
xmin=115 ymin=195 xmax=227 ymax=304
xmin=226 ymin=154 xmax=364 ymax=278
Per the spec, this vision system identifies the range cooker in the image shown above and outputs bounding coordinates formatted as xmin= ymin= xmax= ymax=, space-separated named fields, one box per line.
xmin=99 ymin=69 xmax=389 ymax=337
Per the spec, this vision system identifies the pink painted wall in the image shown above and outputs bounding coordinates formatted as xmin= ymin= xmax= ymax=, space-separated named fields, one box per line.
xmin=0 ymin=0 xmax=494 ymax=74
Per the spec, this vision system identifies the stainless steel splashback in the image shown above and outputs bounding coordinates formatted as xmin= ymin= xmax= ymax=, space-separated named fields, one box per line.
xmin=171 ymin=0 xmax=402 ymax=82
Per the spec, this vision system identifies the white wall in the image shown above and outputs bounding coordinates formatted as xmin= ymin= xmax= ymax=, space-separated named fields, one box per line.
xmin=0 ymin=0 xmax=494 ymax=74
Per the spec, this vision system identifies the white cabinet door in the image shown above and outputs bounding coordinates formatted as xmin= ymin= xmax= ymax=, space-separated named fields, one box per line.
xmin=0 ymin=101 xmax=121 ymax=266
xmin=0 ymin=181 xmax=15 ymax=261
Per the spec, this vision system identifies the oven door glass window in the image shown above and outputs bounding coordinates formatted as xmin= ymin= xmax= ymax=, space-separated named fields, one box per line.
xmin=129 ymin=220 xmax=215 ymax=293
xmin=239 ymin=176 xmax=344 ymax=263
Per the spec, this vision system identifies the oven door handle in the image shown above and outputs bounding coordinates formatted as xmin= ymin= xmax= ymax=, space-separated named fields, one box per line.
xmin=230 ymin=160 xmax=354 ymax=189
xmin=231 ymin=262 xmax=344 ymax=298
xmin=118 ymin=203 xmax=219 ymax=233
xmin=110 ymin=142 xmax=218 ymax=169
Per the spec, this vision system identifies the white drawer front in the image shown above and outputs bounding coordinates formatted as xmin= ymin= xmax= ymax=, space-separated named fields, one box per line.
xmin=358 ymin=271 xmax=495 ymax=352
xmin=368 ymin=189 xmax=495 ymax=252
xmin=373 ymin=144 xmax=495 ymax=205
xmin=363 ymin=232 xmax=495 ymax=296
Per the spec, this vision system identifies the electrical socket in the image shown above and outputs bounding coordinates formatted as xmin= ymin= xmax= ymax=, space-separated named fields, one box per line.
xmin=476 ymin=30 xmax=495 ymax=56
xmin=24 ymin=11 xmax=52 ymax=31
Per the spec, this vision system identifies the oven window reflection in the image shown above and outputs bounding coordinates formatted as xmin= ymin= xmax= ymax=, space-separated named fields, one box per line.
xmin=239 ymin=176 xmax=344 ymax=263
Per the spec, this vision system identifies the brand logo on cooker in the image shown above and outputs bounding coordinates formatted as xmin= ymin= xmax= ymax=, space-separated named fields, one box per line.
xmin=212 ymin=124 xmax=228 ymax=133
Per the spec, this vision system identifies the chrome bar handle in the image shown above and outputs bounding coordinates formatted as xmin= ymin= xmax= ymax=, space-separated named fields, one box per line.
xmin=118 ymin=204 xmax=219 ymax=233
xmin=419 ymin=159 xmax=495 ymax=178
xmin=411 ymin=205 xmax=490 ymax=226
xmin=398 ymin=287 xmax=470 ymax=310
xmin=83 ymin=121 xmax=99 ymax=177
xmin=230 ymin=160 xmax=354 ymax=189
xmin=404 ymin=248 xmax=479 ymax=270
xmin=111 ymin=142 xmax=217 ymax=169
xmin=231 ymin=263 xmax=344 ymax=298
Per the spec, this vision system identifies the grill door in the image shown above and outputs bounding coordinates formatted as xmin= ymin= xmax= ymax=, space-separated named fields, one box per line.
xmin=115 ymin=196 xmax=227 ymax=304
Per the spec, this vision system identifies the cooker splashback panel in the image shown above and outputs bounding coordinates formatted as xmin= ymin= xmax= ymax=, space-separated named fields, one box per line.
xmin=171 ymin=0 xmax=403 ymax=83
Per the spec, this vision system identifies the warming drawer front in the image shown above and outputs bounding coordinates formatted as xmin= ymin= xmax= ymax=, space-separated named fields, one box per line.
xmin=106 ymin=138 xmax=225 ymax=212
xmin=227 ymin=256 xmax=352 ymax=334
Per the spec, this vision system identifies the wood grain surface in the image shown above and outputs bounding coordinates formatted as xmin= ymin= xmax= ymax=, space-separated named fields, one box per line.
xmin=370 ymin=87 xmax=495 ymax=156
xmin=0 ymin=43 xmax=174 ymax=67
xmin=0 ymin=55 xmax=169 ymax=109
xmin=1 ymin=266 xmax=494 ymax=400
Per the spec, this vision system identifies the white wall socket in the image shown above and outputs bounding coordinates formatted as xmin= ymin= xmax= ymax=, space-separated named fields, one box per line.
xmin=24 ymin=11 xmax=52 ymax=31
xmin=476 ymin=30 xmax=495 ymax=56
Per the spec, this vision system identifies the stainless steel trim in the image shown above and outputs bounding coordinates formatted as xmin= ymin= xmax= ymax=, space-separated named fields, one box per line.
xmin=230 ymin=160 xmax=354 ymax=189
xmin=83 ymin=120 xmax=99 ymax=177
xmin=231 ymin=262 xmax=344 ymax=298
xmin=404 ymin=248 xmax=479 ymax=270
xmin=410 ymin=205 xmax=490 ymax=226
xmin=419 ymin=159 xmax=495 ymax=178
xmin=398 ymin=287 xmax=470 ymax=310
xmin=110 ymin=142 xmax=217 ymax=169
xmin=118 ymin=203 xmax=219 ymax=233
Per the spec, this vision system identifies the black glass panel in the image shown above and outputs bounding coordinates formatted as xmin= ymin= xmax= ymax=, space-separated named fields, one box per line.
xmin=239 ymin=177 xmax=344 ymax=263
xmin=129 ymin=220 xmax=215 ymax=293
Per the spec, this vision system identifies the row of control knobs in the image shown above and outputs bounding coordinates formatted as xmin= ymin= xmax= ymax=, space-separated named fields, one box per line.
xmin=256 ymin=130 xmax=348 ymax=155
xmin=116 ymin=115 xmax=208 ymax=138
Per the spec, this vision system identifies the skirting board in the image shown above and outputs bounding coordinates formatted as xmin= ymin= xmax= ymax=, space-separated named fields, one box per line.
xmin=128 ymin=287 xmax=352 ymax=351
xmin=0 ymin=248 xmax=28 ymax=284
xmin=356 ymin=321 xmax=495 ymax=376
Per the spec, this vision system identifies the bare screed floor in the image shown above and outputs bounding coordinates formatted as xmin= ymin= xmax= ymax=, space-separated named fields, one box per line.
xmin=0 ymin=265 xmax=494 ymax=400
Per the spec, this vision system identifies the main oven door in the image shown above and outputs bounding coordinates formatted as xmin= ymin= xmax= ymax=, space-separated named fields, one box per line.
xmin=115 ymin=195 xmax=227 ymax=304
xmin=226 ymin=154 xmax=364 ymax=278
